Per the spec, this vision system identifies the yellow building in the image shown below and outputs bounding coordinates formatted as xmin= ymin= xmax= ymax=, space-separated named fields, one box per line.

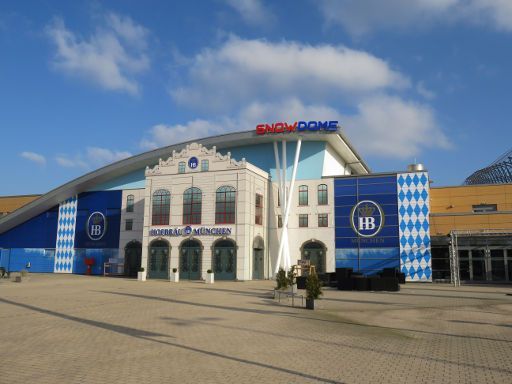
xmin=0 ymin=195 xmax=40 ymax=217
xmin=430 ymin=184 xmax=512 ymax=283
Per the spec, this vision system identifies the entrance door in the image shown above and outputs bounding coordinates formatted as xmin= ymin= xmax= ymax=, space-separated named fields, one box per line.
xmin=490 ymin=249 xmax=506 ymax=281
xmin=149 ymin=241 xmax=169 ymax=279
xmin=471 ymin=249 xmax=486 ymax=281
xmin=213 ymin=240 xmax=236 ymax=280
xmin=253 ymin=249 xmax=264 ymax=279
xmin=124 ymin=241 xmax=142 ymax=277
xmin=302 ymin=242 xmax=325 ymax=273
xmin=180 ymin=240 xmax=201 ymax=280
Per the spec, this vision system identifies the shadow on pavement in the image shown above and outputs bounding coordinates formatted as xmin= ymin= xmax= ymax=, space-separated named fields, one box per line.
xmin=0 ymin=297 xmax=344 ymax=384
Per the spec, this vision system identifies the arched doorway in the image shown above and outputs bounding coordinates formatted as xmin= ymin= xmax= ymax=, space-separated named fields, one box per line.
xmin=148 ymin=240 xmax=169 ymax=279
xmin=180 ymin=239 xmax=202 ymax=280
xmin=301 ymin=241 xmax=326 ymax=274
xmin=124 ymin=240 xmax=142 ymax=277
xmin=253 ymin=236 xmax=264 ymax=280
xmin=213 ymin=239 xmax=236 ymax=280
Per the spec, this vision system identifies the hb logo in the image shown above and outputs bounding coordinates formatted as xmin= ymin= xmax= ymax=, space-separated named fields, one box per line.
xmin=359 ymin=216 xmax=376 ymax=231
xmin=350 ymin=200 xmax=384 ymax=238
xmin=86 ymin=212 xmax=107 ymax=241
xmin=90 ymin=225 xmax=102 ymax=236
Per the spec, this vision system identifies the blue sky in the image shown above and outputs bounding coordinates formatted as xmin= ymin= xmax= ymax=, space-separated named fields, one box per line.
xmin=1 ymin=0 xmax=511 ymax=195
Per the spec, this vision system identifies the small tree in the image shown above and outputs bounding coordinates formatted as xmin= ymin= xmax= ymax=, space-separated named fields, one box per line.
xmin=287 ymin=265 xmax=296 ymax=287
xmin=305 ymin=272 xmax=323 ymax=300
xmin=275 ymin=268 xmax=288 ymax=290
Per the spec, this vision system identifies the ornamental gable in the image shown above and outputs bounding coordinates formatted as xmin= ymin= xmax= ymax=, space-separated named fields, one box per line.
xmin=145 ymin=143 xmax=247 ymax=176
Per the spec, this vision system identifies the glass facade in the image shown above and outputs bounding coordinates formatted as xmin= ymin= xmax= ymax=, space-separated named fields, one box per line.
xmin=126 ymin=194 xmax=134 ymax=212
xmin=183 ymin=187 xmax=202 ymax=225
xmin=318 ymin=184 xmax=328 ymax=205
xmin=215 ymin=186 xmax=236 ymax=224
xmin=299 ymin=214 xmax=308 ymax=228
xmin=298 ymin=185 xmax=308 ymax=206
xmin=255 ymin=194 xmax=263 ymax=225
xmin=152 ymin=189 xmax=170 ymax=225
xmin=318 ymin=213 xmax=328 ymax=227
xmin=334 ymin=175 xmax=400 ymax=276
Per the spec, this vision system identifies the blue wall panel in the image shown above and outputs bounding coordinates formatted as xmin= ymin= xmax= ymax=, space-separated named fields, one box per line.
xmin=75 ymin=191 xmax=122 ymax=249
xmin=74 ymin=248 xmax=119 ymax=275
xmin=334 ymin=175 xmax=400 ymax=275
xmin=226 ymin=141 xmax=326 ymax=180
xmin=5 ymin=248 xmax=55 ymax=272
xmin=0 ymin=208 xmax=58 ymax=248
xmin=89 ymin=169 xmax=146 ymax=191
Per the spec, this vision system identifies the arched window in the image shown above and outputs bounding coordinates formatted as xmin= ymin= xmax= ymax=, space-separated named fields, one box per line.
xmin=183 ymin=187 xmax=202 ymax=224
xmin=298 ymin=185 xmax=308 ymax=206
xmin=126 ymin=194 xmax=134 ymax=212
xmin=216 ymin=186 xmax=236 ymax=224
xmin=152 ymin=189 xmax=170 ymax=225
xmin=318 ymin=184 xmax=328 ymax=205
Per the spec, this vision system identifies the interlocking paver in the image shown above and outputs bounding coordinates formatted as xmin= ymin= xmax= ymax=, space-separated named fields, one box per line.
xmin=0 ymin=275 xmax=511 ymax=383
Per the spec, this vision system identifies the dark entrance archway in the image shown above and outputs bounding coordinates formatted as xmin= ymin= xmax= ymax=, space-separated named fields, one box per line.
xmin=180 ymin=239 xmax=202 ymax=280
xmin=124 ymin=240 xmax=142 ymax=277
xmin=301 ymin=241 xmax=326 ymax=273
xmin=213 ymin=239 xmax=237 ymax=280
xmin=148 ymin=239 xmax=169 ymax=279
xmin=253 ymin=236 xmax=264 ymax=280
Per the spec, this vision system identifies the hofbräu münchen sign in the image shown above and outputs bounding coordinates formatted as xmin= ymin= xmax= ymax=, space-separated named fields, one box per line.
xmin=149 ymin=226 xmax=232 ymax=237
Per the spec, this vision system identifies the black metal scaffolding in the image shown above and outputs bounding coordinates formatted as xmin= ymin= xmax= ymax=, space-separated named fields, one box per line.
xmin=464 ymin=148 xmax=512 ymax=185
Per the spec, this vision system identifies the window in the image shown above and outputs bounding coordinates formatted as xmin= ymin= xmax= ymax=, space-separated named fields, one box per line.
xmin=255 ymin=194 xmax=263 ymax=225
xmin=277 ymin=215 xmax=282 ymax=228
xmin=472 ymin=204 xmax=497 ymax=213
xmin=299 ymin=214 xmax=308 ymax=228
xmin=178 ymin=161 xmax=186 ymax=174
xmin=183 ymin=187 xmax=202 ymax=224
xmin=318 ymin=184 xmax=328 ymax=205
xmin=126 ymin=194 xmax=134 ymax=212
xmin=216 ymin=186 xmax=236 ymax=224
xmin=318 ymin=214 xmax=328 ymax=227
xmin=298 ymin=185 xmax=308 ymax=206
xmin=201 ymin=159 xmax=209 ymax=171
xmin=277 ymin=189 xmax=280 ymax=207
xmin=125 ymin=219 xmax=133 ymax=231
xmin=152 ymin=189 xmax=170 ymax=225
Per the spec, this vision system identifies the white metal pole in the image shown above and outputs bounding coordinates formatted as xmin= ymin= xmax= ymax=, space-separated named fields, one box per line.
xmin=273 ymin=142 xmax=284 ymax=273
xmin=275 ymin=138 xmax=302 ymax=273
xmin=282 ymin=141 xmax=288 ymax=270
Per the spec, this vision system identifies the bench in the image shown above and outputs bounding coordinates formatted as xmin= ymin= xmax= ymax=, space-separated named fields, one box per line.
xmin=273 ymin=289 xmax=304 ymax=308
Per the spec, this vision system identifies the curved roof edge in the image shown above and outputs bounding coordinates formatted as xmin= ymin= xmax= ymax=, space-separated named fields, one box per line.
xmin=0 ymin=129 xmax=369 ymax=234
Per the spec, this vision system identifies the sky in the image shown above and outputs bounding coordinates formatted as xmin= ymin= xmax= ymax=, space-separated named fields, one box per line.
xmin=1 ymin=0 xmax=512 ymax=195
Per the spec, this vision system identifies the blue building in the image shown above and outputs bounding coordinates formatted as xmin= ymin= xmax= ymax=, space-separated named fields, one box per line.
xmin=0 ymin=128 xmax=432 ymax=281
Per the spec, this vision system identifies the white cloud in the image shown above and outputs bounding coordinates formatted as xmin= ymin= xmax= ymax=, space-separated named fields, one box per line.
xmin=344 ymin=95 xmax=450 ymax=158
xmin=45 ymin=13 xmax=150 ymax=95
xmin=86 ymin=146 xmax=132 ymax=165
xmin=317 ymin=0 xmax=512 ymax=36
xmin=141 ymin=97 xmax=449 ymax=160
xmin=171 ymin=36 xmax=408 ymax=112
xmin=55 ymin=156 xmax=87 ymax=168
xmin=161 ymin=36 xmax=449 ymax=159
xmin=469 ymin=0 xmax=512 ymax=31
xmin=55 ymin=147 xmax=132 ymax=169
xmin=224 ymin=0 xmax=275 ymax=25
xmin=20 ymin=151 xmax=46 ymax=166
xmin=416 ymin=81 xmax=436 ymax=100
xmin=140 ymin=120 xmax=232 ymax=150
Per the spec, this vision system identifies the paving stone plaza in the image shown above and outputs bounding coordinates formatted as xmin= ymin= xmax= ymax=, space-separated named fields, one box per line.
xmin=1 ymin=275 xmax=511 ymax=383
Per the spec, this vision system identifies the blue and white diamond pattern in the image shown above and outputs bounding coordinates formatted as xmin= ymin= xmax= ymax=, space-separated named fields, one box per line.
xmin=397 ymin=172 xmax=431 ymax=282
xmin=54 ymin=196 xmax=77 ymax=273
